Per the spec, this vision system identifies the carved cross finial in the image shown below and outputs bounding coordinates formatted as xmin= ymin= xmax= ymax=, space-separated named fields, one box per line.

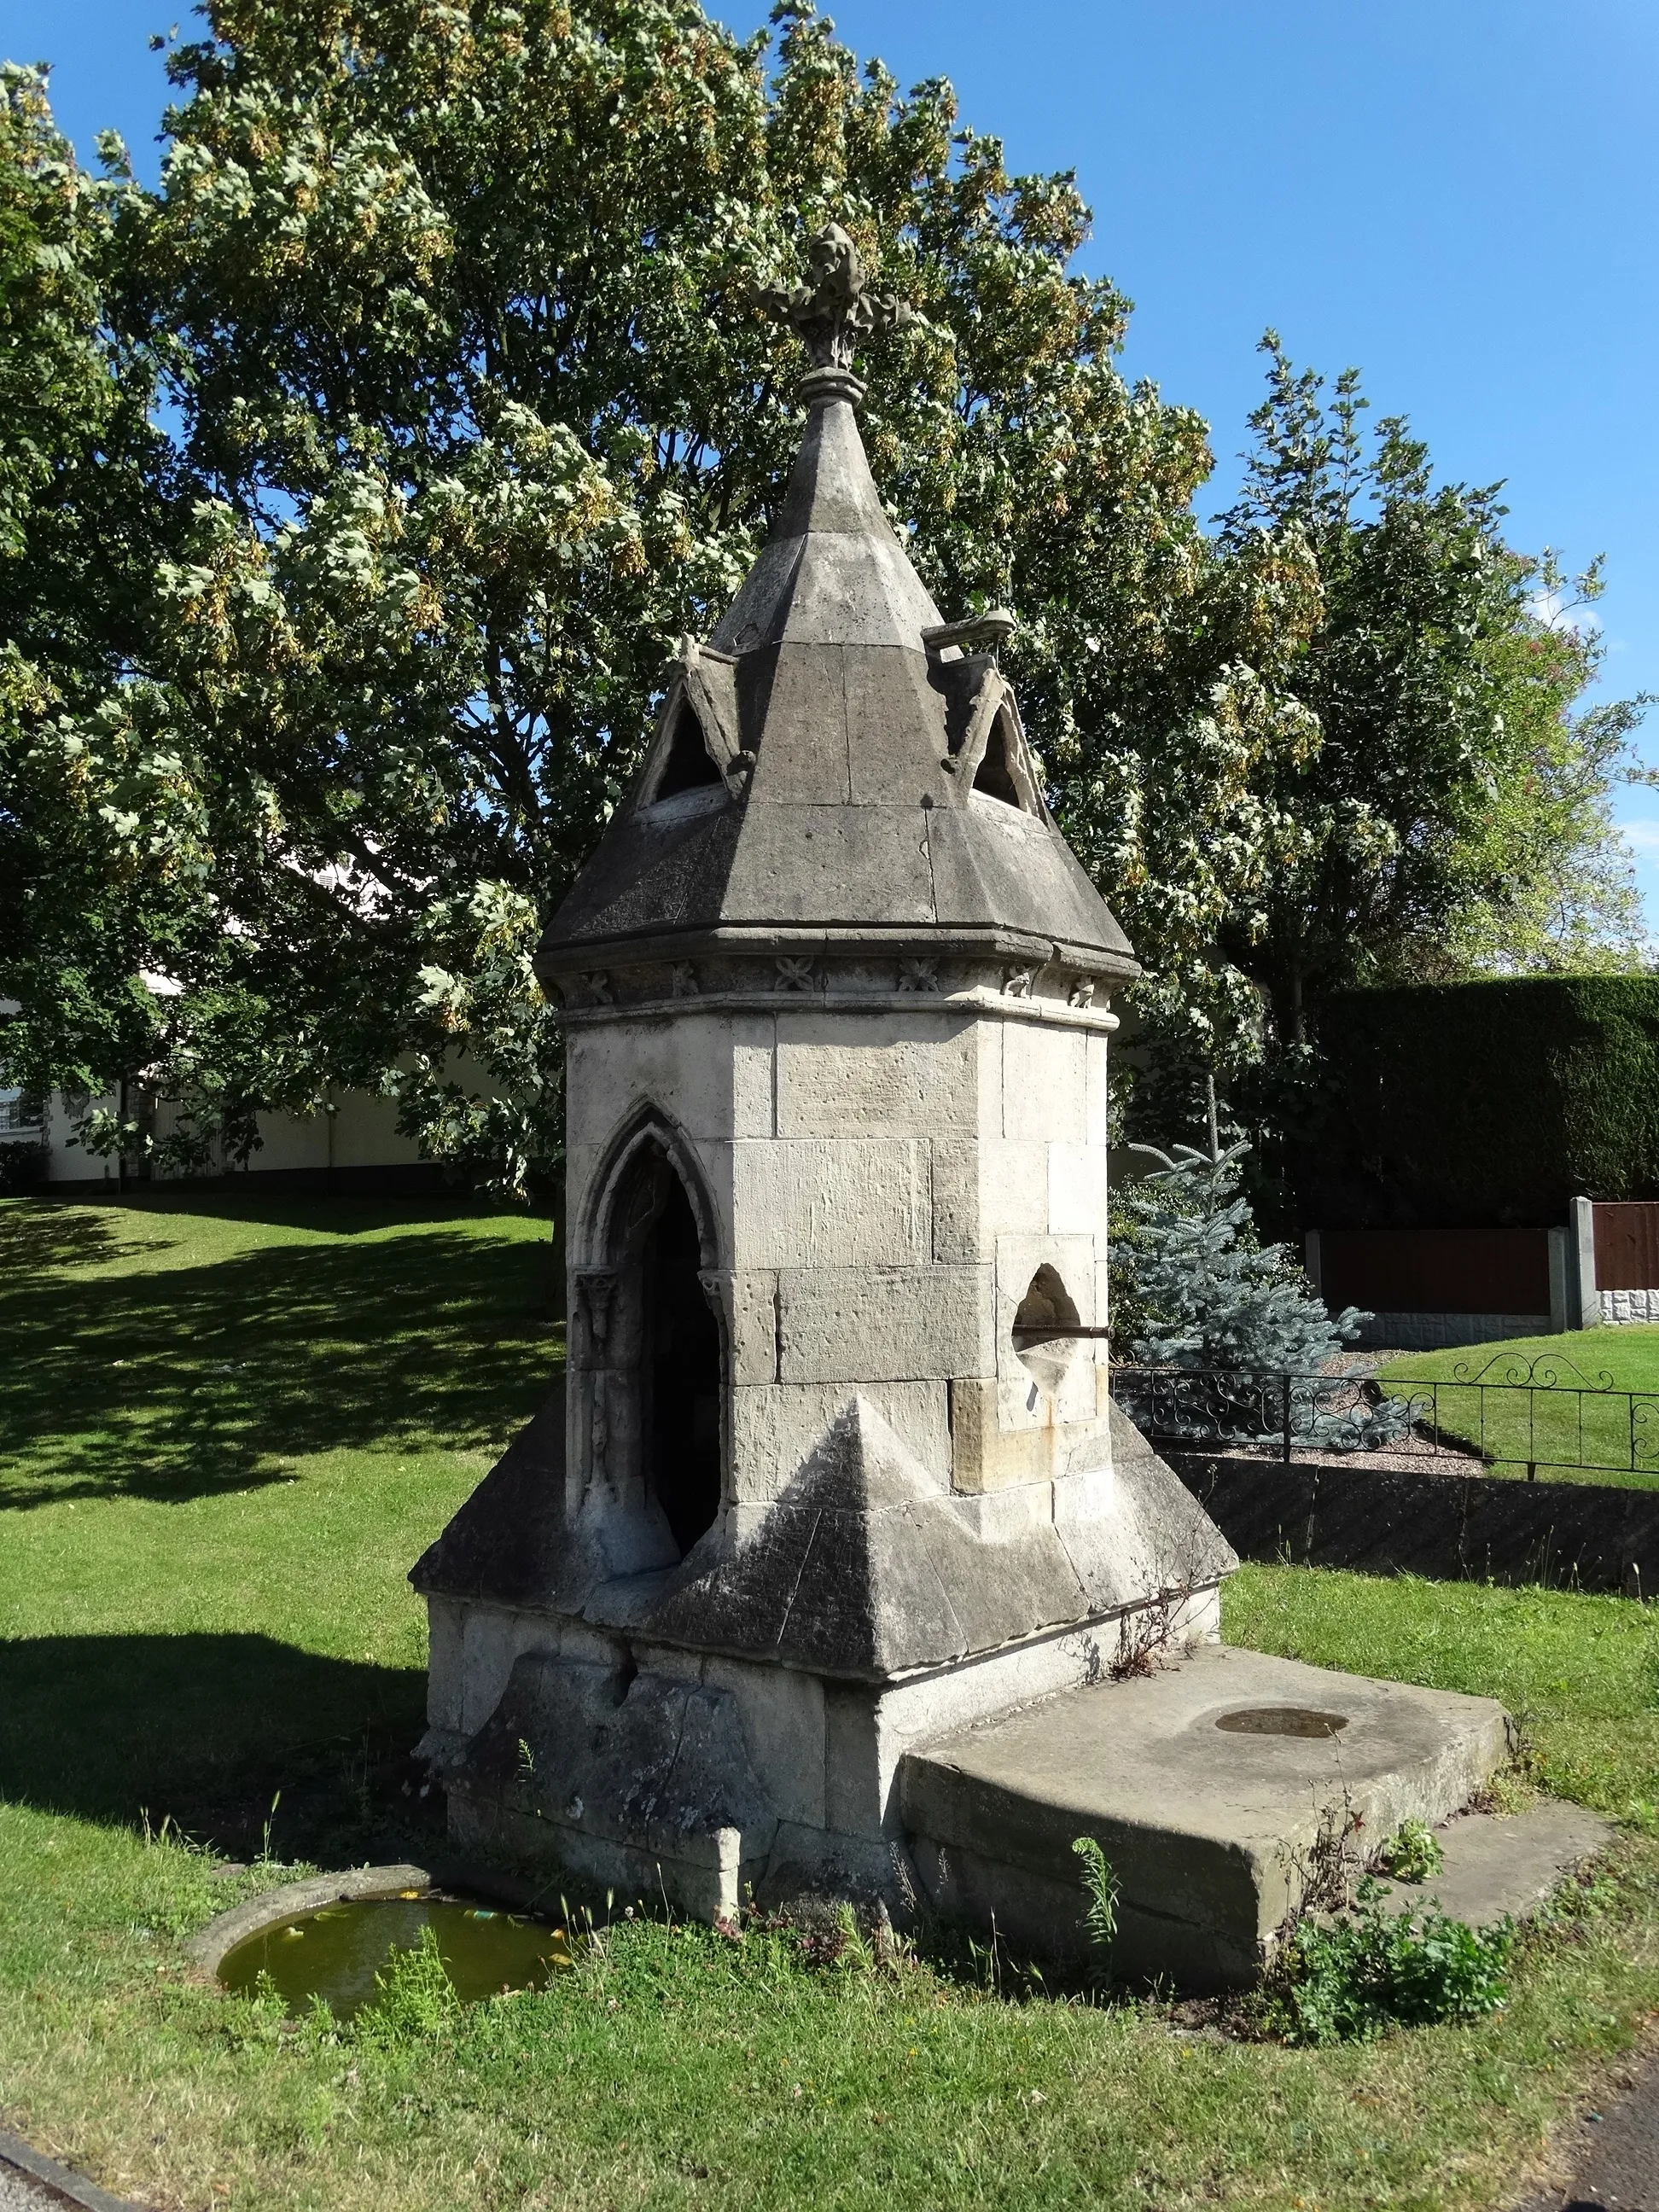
xmin=758 ymin=221 xmax=915 ymax=374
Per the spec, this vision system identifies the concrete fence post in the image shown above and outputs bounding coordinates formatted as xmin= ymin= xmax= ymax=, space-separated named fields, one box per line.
xmin=1571 ymin=1195 xmax=1598 ymax=1329
xmin=1547 ymin=1226 xmax=1569 ymax=1334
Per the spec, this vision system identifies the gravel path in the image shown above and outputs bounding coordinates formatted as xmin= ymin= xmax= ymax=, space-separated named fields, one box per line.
xmin=0 ymin=2161 xmax=78 ymax=2209
xmin=1514 ymin=2042 xmax=1659 ymax=2208
xmin=0 ymin=2166 xmax=54 ymax=2210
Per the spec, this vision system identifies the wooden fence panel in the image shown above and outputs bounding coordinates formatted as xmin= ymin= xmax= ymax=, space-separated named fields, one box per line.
xmin=1593 ymin=1202 xmax=1659 ymax=1291
xmin=1320 ymin=1226 xmax=1551 ymax=1315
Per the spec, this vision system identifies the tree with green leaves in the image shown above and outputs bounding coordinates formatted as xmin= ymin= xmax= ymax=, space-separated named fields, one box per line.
xmin=1214 ymin=335 xmax=1650 ymax=1054
xmin=1 ymin=8 xmax=1646 ymax=1195
xmin=15 ymin=0 xmax=1313 ymax=1191
xmin=0 ymin=62 xmax=203 ymax=1150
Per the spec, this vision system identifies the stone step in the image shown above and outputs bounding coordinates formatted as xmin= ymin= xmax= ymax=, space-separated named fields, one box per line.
xmin=1366 ymin=1798 xmax=1612 ymax=1930
xmin=899 ymin=1642 xmax=1520 ymax=1988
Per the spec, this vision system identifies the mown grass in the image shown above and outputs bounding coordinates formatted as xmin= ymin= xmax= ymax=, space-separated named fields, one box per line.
xmin=9 ymin=1829 xmax=1659 ymax=2212
xmin=1229 ymin=1565 xmax=1659 ymax=1831
xmin=0 ymin=1190 xmax=560 ymax=1510
xmin=4 ymin=1194 xmax=1659 ymax=2211
xmin=1379 ymin=1325 xmax=1659 ymax=1487
xmin=0 ymin=1190 xmax=559 ymax=1854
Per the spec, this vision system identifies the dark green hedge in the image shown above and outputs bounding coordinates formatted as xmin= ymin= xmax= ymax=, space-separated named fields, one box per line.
xmin=1293 ymin=977 xmax=1659 ymax=1228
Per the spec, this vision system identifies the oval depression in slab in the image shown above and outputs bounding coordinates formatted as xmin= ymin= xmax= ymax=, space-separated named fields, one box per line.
xmin=1214 ymin=1706 xmax=1349 ymax=1739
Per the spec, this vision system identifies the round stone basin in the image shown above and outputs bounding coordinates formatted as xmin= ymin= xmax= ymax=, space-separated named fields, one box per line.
xmin=218 ymin=1897 xmax=573 ymax=2019
xmin=1214 ymin=1706 xmax=1349 ymax=1739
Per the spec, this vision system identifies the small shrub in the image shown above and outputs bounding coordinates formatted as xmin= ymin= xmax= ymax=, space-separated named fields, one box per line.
xmin=0 ymin=1143 xmax=47 ymax=1196
xmin=220 ymin=1967 xmax=294 ymax=2052
xmin=746 ymin=1896 xmax=903 ymax=1977
xmin=1261 ymin=1891 xmax=1514 ymax=2045
xmin=1111 ymin=1141 xmax=1412 ymax=1451
xmin=1375 ymin=1818 xmax=1445 ymax=1883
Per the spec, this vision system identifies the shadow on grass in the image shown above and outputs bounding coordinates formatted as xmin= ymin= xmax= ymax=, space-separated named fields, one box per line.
xmin=0 ymin=1632 xmax=434 ymax=1860
xmin=0 ymin=1199 xmax=132 ymax=1273
xmin=1 ymin=1201 xmax=562 ymax=1509
xmin=4 ymin=1185 xmax=521 ymax=1236
xmin=78 ymin=1185 xmax=521 ymax=1235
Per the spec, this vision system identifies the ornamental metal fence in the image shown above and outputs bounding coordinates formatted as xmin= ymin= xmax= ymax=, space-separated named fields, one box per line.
xmin=1109 ymin=1353 xmax=1659 ymax=1485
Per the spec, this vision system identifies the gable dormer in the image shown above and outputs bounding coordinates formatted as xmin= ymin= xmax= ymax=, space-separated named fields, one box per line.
xmin=928 ymin=630 xmax=1046 ymax=820
xmin=637 ymin=637 xmax=748 ymax=806
xmin=963 ymin=676 xmax=1044 ymax=815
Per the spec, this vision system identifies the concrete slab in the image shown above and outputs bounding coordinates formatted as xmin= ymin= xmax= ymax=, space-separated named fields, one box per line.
xmin=1371 ymin=1800 xmax=1612 ymax=1930
xmin=899 ymin=1643 xmax=1513 ymax=1988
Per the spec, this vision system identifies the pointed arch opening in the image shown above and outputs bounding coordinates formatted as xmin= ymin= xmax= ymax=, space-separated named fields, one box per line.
xmin=1012 ymin=1263 xmax=1080 ymax=1397
xmin=972 ymin=701 xmax=1029 ymax=809
xmin=591 ymin=1129 xmax=723 ymax=1557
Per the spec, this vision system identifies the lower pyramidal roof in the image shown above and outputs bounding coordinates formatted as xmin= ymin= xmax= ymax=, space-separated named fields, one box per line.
xmin=411 ymin=1383 xmax=1233 ymax=1681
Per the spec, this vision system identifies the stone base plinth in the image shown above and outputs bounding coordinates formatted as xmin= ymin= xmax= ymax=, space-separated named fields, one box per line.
xmin=427 ymin=1585 xmax=1224 ymax=1924
xmin=899 ymin=1644 xmax=1513 ymax=1988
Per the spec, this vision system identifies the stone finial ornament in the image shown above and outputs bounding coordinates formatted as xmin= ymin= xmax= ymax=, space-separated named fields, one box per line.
xmin=758 ymin=220 xmax=915 ymax=375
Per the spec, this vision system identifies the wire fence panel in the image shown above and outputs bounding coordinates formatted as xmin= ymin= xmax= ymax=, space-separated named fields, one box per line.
xmin=1110 ymin=1353 xmax=1659 ymax=1485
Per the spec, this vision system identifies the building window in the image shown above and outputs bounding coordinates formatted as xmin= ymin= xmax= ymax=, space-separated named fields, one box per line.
xmin=0 ymin=1087 xmax=43 ymax=1136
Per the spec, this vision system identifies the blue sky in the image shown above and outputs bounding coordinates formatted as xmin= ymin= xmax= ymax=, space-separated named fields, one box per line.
xmin=13 ymin=0 xmax=1659 ymax=930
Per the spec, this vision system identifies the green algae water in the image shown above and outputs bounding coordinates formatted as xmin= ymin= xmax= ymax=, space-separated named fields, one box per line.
xmin=219 ymin=1898 xmax=573 ymax=2019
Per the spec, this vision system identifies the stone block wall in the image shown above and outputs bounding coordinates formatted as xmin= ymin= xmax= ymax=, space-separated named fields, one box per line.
xmin=1350 ymin=1311 xmax=1553 ymax=1351
xmin=428 ymin=1583 xmax=1225 ymax=1919
xmin=562 ymin=983 xmax=1118 ymax=1525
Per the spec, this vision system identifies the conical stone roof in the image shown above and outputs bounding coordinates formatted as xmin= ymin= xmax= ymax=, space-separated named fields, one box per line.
xmin=539 ymin=239 xmax=1137 ymax=987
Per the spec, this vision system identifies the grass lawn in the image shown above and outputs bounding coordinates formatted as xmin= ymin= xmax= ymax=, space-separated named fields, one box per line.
xmin=6 ymin=1194 xmax=1659 ymax=2211
xmin=1379 ymin=1325 xmax=1659 ymax=1487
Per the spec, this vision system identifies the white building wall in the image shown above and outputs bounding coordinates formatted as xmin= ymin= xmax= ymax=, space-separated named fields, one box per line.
xmin=1 ymin=1085 xmax=428 ymax=1185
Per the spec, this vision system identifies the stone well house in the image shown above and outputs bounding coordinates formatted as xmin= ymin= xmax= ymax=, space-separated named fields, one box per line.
xmin=412 ymin=231 xmax=1236 ymax=1921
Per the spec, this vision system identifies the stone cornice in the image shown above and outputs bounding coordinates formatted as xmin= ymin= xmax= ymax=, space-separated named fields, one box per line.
xmin=556 ymin=983 xmax=1120 ymax=1036
xmin=539 ymin=921 xmax=1138 ymax=983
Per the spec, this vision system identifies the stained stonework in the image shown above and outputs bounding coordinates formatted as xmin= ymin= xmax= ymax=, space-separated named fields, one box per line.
xmin=411 ymin=228 xmax=1238 ymax=1920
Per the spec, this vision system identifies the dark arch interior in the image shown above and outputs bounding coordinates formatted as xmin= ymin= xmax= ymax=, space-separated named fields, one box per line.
xmin=638 ymin=1167 xmax=722 ymax=1554
xmin=971 ymin=707 xmax=1025 ymax=808
xmin=654 ymin=701 xmax=724 ymax=800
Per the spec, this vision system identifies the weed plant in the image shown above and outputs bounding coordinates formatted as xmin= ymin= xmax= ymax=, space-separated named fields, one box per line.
xmin=1375 ymin=1818 xmax=1446 ymax=1884
xmin=1070 ymin=1836 xmax=1120 ymax=1959
xmin=351 ymin=1927 xmax=463 ymax=2044
xmin=1260 ymin=1888 xmax=1515 ymax=2046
